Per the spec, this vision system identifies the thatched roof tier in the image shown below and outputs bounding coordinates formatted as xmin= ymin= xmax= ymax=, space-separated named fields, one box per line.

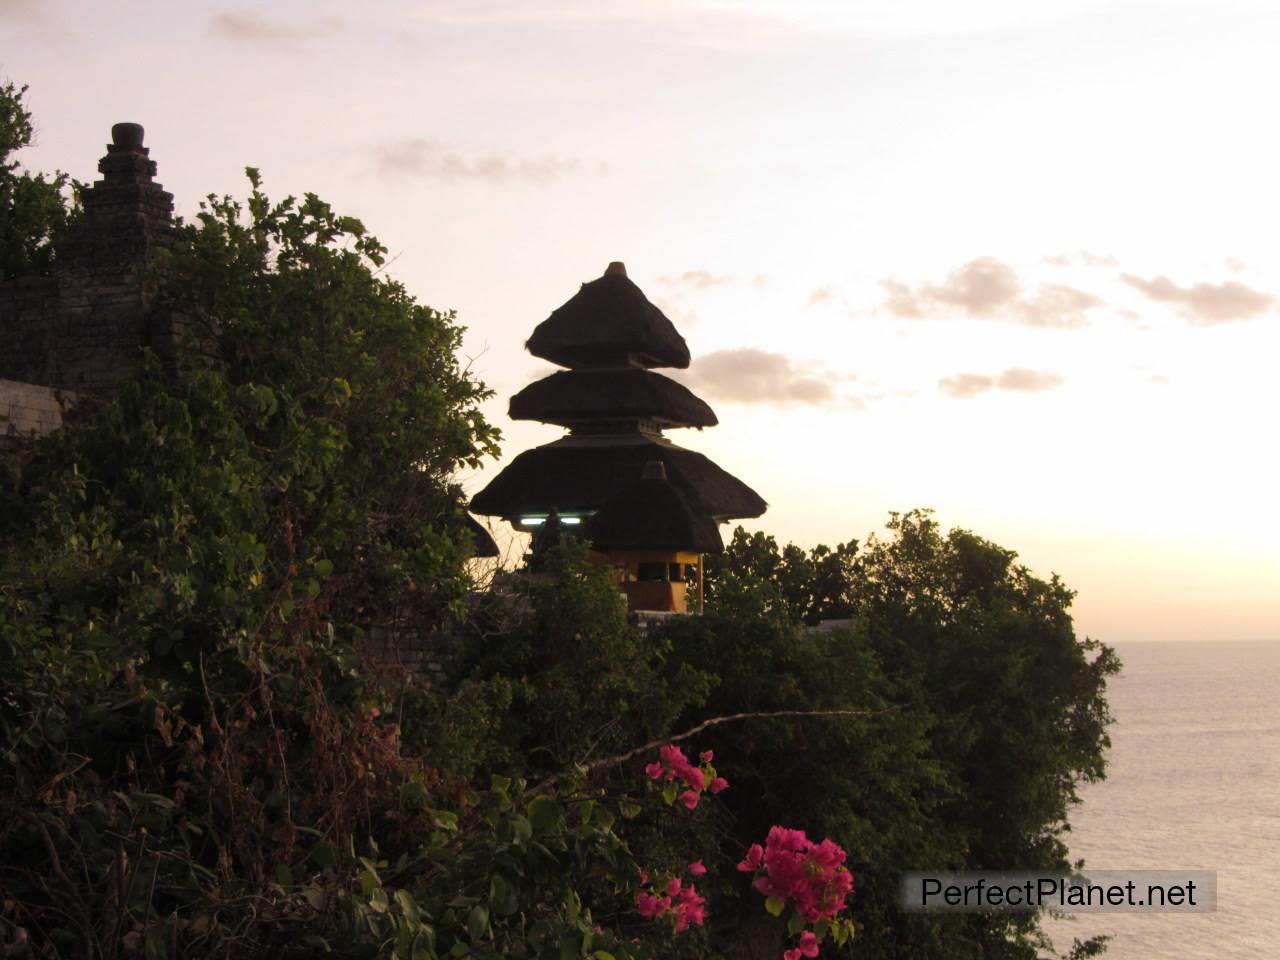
xmin=464 ymin=514 xmax=500 ymax=558
xmin=587 ymin=464 xmax=724 ymax=553
xmin=469 ymin=435 xmax=766 ymax=520
xmin=508 ymin=368 xmax=717 ymax=428
xmin=525 ymin=265 xmax=691 ymax=369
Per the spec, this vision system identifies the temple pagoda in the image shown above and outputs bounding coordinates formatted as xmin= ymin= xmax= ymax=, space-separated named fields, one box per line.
xmin=470 ymin=262 xmax=766 ymax=613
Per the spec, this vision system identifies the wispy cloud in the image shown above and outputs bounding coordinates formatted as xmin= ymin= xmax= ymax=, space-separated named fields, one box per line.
xmin=806 ymin=285 xmax=837 ymax=308
xmin=374 ymin=140 xmax=600 ymax=184
xmin=1 ymin=0 xmax=68 ymax=39
xmin=997 ymin=367 xmax=1064 ymax=391
xmin=884 ymin=257 xmax=1102 ymax=328
xmin=1 ymin=0 xmax=41 ymax=19
xmin=938 ymin=367 xmax=1064 ymax=399
xmin=658 ymin=270 xmax=768 ymax=291
xmin=1042 ymin=250 xmax=1119 ymax=268
xmin=1120 ymin=273 xmax=1274 ymax=325
xmin=659 ymin=270 xmax=733 ymax=290
xmin=676 ymin=348 xmax=857 ymax=408
xmin=209 ymin=9 xmax=345 ymax=42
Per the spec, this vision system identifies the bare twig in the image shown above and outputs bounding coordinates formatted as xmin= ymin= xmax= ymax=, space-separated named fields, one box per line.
xmin=531 ymin=705 xmax=901 ymax=796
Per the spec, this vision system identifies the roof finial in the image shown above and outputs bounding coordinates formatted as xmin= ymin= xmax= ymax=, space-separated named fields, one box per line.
xmin=111 ymin=123 xmax=145 ymax=149
xmin=604 ymin=261 xmax=627 ymax=278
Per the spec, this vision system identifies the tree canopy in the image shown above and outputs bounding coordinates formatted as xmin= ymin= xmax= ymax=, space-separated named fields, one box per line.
xmin=0 ymin=81 xmax=77 ymax=280
xmin=0 ymin=84 xmax=1118 ymax=960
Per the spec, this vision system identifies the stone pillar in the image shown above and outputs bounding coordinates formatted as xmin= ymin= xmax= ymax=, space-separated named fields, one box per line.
xmin=49 ymin=122 xmax=176 ymax=393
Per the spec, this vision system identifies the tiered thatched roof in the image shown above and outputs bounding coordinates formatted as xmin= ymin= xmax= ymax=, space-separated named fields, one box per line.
xmin=469 ymin=436 xmax=766 ymax=521
xmin=587 ymin=463 xmax=724 ymax=553
xmin=508 ymin=368 xmax=717 ymax=429
xmin=525 ymin=268 xmax=690 ymax=369
xmin=463 ymin=515 xmax=500 ymax=558
xmin=471 ymin=261 xmax=766 ymax=542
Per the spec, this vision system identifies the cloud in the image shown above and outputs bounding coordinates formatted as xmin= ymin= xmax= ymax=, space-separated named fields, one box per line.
xmin=1121 ymin=273 xmax=1274 ymax=324
xmin=659 ymin=270 xmax=733 ymax=290
xmin=937 ymin=373 xmax=994 ymax=399
xmin=0 ymin=0 xmax=40 ymax=19
xmin=883 ymin=257 xmax=1101 ymax=328
xmin=1080 ymin=250 xmax=1118 ymax=268
xmin=374 ymin=140 xmax=595 ymax=183
xmin=806 ymin=286 xmax=837 ymax=308
xmin=1 ymin=0 xmax=68 ymax=38
xmin=658 ymin=270 xmax=769 ymax=291
xmin=210 ymin=9 xmax=344 ymax=42
xmin=676 ymin=348 xmax=854 ymax=408
xmin=1042 ymin=250 xmax=1117 ymax=268
xmin=938 ymin=367 xmax=1064 ymax=398
xmin=996 ymin=367 xmax=1064 ymax=391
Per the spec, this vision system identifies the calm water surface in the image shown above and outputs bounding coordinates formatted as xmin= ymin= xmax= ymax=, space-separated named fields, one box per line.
xmin=1043 ymin=640 xmax=1280 ymax=958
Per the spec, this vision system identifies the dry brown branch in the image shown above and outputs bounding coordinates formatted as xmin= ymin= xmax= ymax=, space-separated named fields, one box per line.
xmin=530 ymin=704 xmax=902 ymax=796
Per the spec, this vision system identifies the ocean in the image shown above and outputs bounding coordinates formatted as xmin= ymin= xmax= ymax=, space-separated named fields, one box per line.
xmin=1041 ymin=639 xmax=1280 ymax=958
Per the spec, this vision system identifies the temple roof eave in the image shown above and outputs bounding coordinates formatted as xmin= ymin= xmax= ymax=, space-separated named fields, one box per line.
xmin=469 ymin=437 xmax=766 ymax=522
xmin=508 ymin=368 xmax=717 ymax=429
xmin=524 ymin=274 xmax=691 ymax=370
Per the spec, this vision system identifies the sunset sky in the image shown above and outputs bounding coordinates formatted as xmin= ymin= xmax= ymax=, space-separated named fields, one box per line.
xmin=4 ymin=0 xmax=1277 ymax=643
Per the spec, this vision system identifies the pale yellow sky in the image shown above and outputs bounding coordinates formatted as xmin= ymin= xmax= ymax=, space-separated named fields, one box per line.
xmin=4 ymin=0 xmax=1277 ymax=642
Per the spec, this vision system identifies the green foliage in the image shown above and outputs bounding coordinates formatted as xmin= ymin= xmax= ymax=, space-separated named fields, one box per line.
xmin=0 ymin=166 xmax=524 ymax=955
xmin=458 ymin=540 xmax=714 ymax=776
xmin=704 ymin=528 xmax=858 ymax=625
xmin=0 ymin=81 xmax=78 ymax=280
xmin=0 ymin=87 xmax=1118 ymax=960
xmin=683 ymin=511 xmax=1120 ymax=959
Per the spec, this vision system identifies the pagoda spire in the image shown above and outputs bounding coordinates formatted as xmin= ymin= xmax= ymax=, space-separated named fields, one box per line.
xmin=471 ymin=262 xmax=765 ymax=614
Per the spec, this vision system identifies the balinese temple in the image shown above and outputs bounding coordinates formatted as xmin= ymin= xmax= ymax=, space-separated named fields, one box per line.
xmin=469 ymin=262 xmax=766 ymax=614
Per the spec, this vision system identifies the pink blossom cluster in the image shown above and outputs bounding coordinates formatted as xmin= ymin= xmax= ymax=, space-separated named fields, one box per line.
xmin=645 ymin=745 xmax=728 ymax=810
xmin=737 ymin=827 xmax=855 ymax=958
xmin=782 ymin=930 xmax=821 ymax=960
xmin=635 ymin=872 xmax=706 ymax=932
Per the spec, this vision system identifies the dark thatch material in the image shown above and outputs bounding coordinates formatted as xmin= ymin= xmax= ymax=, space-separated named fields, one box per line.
xmin=463 ymin=514 xmax=500 ymax=558
xmin=508 ymin=368 xmax=717 ymax=428
xmin=525 ymin=275 xmax=691 ymax=369
xmin=469 ymin=436 xmax=766 ymax=521
xmin=587 ymin=470 xmax=724 ymax=553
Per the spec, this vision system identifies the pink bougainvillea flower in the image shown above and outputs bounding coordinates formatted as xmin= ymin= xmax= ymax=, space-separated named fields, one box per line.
xmin=767 ymin=825 xmax=809 ymax=853
xmin=645 ymin=761 xmax=665 ymax=780
xmin=636 ymin=892 xmax=671 ymax=918
xmin=667 ymin=877 xmax=683 ymax=896
xmin=738 ymin=843 xmax=765 ymax=872
xmin=796 ymin=930 xmax=820 ymax=958
xmin=689 ymin=860 xmax=707 ymax=875
xmin=809 ymin=838 xmax=846 ymax=871
xmin=680 ymin=789 xmax=700 ymax=810
xmin=710 ymin=776 xmax=729 ymax=793
xmin=739 ymin=827 xmax=854 ymax=925
xmin=659 ymin=744 xmax=690 ymax=777
xmin=673 ymin=883 xmax=706 ymax=931
xmin=783 ymin=950 xmax=801 ymax=960
xmin=700 ymin=750 xmax=714 ymax=762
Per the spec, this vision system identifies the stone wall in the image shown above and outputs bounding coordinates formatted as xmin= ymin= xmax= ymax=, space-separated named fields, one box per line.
xmin=0 ymin=378 xmax=74 ymax=442
xmin=0 ymin=122 xmax=174 ymax=395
